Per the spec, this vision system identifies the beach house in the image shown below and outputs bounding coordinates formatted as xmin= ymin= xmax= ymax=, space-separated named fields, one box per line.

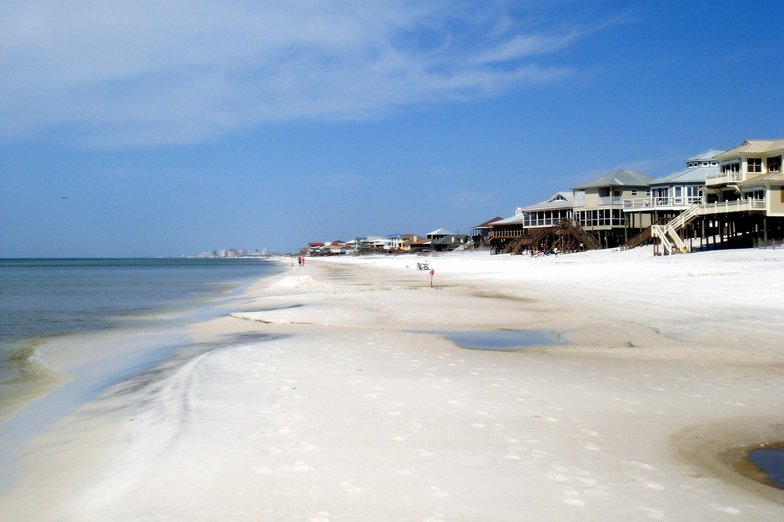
xmin=623 ymin=150 xmax=722 ymax=215
xmin=707 ymin=139 xmax=783 ymax=209
xmin=488 ymin=192 xmax=601 ymax=254
xmin=702 ymin=139 xmax=784 ymax=246
xmin=471 ymin=217 xmax=503 ymax=248
xmin=572 ymin=169 xmax=656 ymax=248
xmin=620 ymin=139 xmax=784 ymax=253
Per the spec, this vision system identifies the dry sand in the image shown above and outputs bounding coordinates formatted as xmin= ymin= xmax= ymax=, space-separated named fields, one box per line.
xmin=1 ymin=247 xmax=783 ymax=521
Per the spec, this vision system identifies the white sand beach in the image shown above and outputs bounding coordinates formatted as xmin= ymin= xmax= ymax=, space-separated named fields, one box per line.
xmin=2 ymin=247 xmax=784 ymax=521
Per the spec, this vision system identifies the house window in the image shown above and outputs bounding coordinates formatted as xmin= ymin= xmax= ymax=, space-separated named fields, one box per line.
xmin=748 ymin=158 xmax=762 ymax=173
xmin=721 ymin=162 xmax=740 ymax=173
xmin=686 ymin=186 xmax=702 ymax=199
xmin=631 ymin=189 xmax=638 ymax=196
xmin=768 ymin=155 xmax=781 ymax=173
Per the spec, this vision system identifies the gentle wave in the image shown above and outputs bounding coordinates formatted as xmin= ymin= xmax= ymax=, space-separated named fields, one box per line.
xmin=1 ymin=341 xmax=58 ymax=383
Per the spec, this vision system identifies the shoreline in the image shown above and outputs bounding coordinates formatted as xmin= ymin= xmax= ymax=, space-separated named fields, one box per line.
xmin=2 ymin=249 xmax=784 ymax=520
xmin=0 ymin=260 xmax=285 ymax=495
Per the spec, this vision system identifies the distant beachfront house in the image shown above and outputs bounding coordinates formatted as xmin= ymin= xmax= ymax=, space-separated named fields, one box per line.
xmin=488 ymin=193 xmax=573 ymax=242
xmin=325 ymin=241 xmax=348 ymax=255
xmin=399 ymin=234 xmax=424 ymax=252
xmin=352 ymin=234 xmax=409 ymax=254
xmin=382 ymin=234 xmax=405 ymax=251
xmin=488 ymin=192 xmax=600 ymax=254
xmin=471 ymin=217 xmax=503 ymax=248
xmin=306 ymin=242 xmax=326 ymax=255
xmin=407 ymin=236 xmax=432 ymax=253
xmin=572 ymin=169 xmax=656 ymax=248
xmin=426 ymin=228 xmax=456 ymax=241
xmin=424 ymin=228 xmax=466 ymax=251
xmin=520 ymin=192 xmax=575 ymax=227
xmin=431 ymin=234 xmax=470 ymax=252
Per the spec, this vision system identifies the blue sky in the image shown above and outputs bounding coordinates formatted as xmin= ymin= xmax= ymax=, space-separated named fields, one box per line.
xmin=1 ymin=0 xmax=782 ymax=257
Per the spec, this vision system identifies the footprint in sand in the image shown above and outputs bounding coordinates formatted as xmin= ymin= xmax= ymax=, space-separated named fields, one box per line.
xmin=290 ymin=461 xmax=312 ymax=472
xmin=430 ymin=485 xmax=450 ymax=498
xmin=713 ymin=505 xmax=740 ymax=515
xmin=340 ymin=482 xmax=363 ymax=495
xmin=637 ymin=507 xmax=665 ymax=520
xmin=309 ymin=511 xmax=331 ymax=522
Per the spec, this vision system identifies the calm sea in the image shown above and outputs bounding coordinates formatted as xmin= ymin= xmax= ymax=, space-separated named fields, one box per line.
xmin=0 ymin=258 xmax=280 ymax=416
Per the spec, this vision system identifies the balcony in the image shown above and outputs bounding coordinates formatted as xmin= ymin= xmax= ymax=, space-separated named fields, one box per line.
xmin=705 ymin=171 xmax=743 ymax=186
xmin=623 ymin=196 xmax=702 ymax=211
xmin=699 ymin=199 xmax=766 ymax=215
xmin=598 ymin=196 xmax=625 ymax=206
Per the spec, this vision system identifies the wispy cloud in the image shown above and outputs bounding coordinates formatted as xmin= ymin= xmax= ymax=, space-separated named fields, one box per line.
xmin=0 ymin=1 xmax=601 ymax=147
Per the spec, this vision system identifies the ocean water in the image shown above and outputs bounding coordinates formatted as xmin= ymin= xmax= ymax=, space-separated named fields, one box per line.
xmin=0 ymin=258 xmax=281 ymax=419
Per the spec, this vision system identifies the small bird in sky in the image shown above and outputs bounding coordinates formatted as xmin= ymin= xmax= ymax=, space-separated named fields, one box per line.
xmin=61 ymin=196 xmax=68 ymax=199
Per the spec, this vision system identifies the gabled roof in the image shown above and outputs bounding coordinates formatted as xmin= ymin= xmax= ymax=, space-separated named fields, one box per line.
xmin=473 ymin=216 xmax=504 ymax=229
xmin=715 ymin=139 xmax=784 ymax=160
xmin=572 ymin=169 xmax=655 ymax=190
xmin=491 ymin=213 xmax=526 ymax=226
xmin=520 ymin=192 xmax=574 ymax=212
xmin=427 ymin=228 xmax=457 ymax=236
xmin=737 ymin=172 xmax=784 ymax=188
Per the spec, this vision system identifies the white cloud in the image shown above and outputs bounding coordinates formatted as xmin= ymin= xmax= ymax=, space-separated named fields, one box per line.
xmin=0 ymin=0 xmax=589 ymax=147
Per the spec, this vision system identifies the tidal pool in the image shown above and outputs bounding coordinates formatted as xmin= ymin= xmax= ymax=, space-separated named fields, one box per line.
xmin=748 ymin=447 xmax=784 ymax=489
xmin=422 ymin=329 xmax=565 ymax=351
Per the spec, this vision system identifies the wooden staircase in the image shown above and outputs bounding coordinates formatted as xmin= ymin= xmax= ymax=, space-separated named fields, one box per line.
xmin=647 ymin=204 xmax=702 ymax=255
xmin=505 ymin=220 xmax=601 ymax=254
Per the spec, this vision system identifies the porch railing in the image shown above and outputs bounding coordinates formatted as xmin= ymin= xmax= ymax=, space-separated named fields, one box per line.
xmin=623 ymin=195 xmax=702 ymax=211
xmin=700 ymin=199 xmax=766 ymax=214
xmin=705 ymin=172 xmax=743 ymax=186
